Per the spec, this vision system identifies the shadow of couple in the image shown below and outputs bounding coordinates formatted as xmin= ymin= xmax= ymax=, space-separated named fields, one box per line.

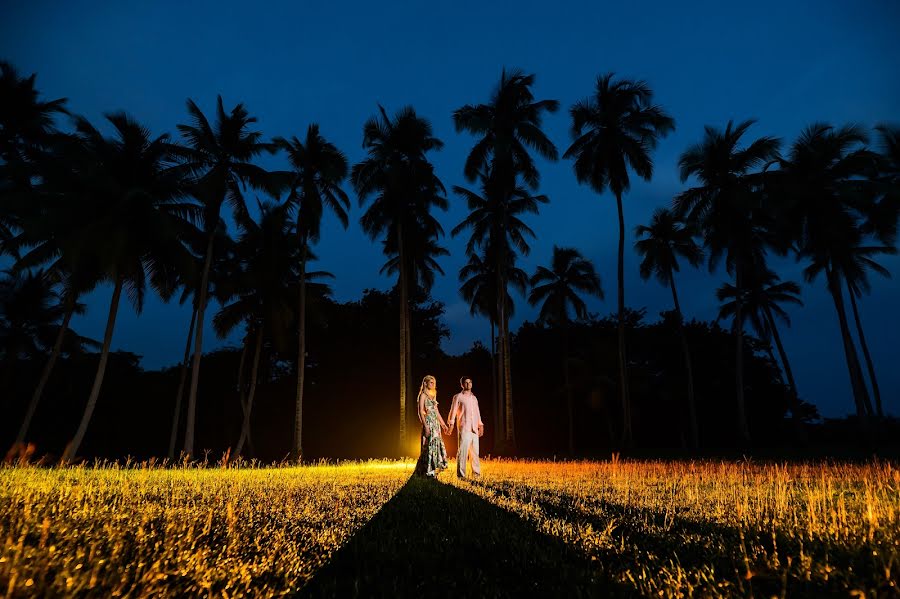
xmin=299 ymin=474 xmax=621 ymax=597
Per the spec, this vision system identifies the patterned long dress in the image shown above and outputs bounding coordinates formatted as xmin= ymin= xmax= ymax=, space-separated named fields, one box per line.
xmin=415 ymin=394 xmax=448 ymax=476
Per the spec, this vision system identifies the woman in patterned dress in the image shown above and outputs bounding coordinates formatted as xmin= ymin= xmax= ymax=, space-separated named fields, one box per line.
xmin=415 ymin=375 xmax=449 ymax=477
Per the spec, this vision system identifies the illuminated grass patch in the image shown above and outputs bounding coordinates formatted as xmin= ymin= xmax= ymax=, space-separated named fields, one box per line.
xmin=1 ymin=461 xmax=412 ymax=597
xmin=1 ymin=459 xmax=897 ymax=597
xmin=449 ymin=459 xmax=900 ymax=597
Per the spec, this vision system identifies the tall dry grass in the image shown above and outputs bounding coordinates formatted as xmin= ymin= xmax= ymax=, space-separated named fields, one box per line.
xmin=450 ymin=459 xmax=900 ymax=596
xmin=1 ymin=460 xmax=412 ymax=597
xmin=1 ymin=458 xmax=897 ymax=596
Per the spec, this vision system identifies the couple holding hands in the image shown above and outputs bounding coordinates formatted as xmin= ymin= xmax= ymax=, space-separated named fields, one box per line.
xmin=415 ymin=375 xmax=483 ymax=480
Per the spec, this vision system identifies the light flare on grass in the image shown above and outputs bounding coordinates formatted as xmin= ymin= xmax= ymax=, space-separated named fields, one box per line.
xmin=0 ymin=460 xmax=413 ymax=597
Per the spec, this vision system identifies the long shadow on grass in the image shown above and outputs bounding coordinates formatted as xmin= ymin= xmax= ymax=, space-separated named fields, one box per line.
xmin=299 ymin=475 xmax=630 ymax=598
xmin=483 ymin=480 xmax=892 ymax=598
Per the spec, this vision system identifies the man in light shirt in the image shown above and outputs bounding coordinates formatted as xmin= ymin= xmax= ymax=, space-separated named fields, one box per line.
xmin=446 ymin=376 xmax=483 ymax=480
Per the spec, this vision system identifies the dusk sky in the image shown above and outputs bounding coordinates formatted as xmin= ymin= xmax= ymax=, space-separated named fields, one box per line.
xmin=3 ymin=0 xmax=898 ymax=418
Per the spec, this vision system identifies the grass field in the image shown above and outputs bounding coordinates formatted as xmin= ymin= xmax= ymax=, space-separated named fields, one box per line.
xmin=1 ymin=458 xmax=897 ymax=597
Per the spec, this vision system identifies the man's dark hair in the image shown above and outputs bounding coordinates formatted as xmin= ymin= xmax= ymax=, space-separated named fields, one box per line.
xmin=459 ymin=376 xmax=471 ymax=387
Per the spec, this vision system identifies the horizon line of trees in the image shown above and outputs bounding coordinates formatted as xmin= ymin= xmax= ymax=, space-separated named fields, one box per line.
xmin=1 ymin=60 xmax=897 ymax=460
xmin=2 ymin=287 xmax=840 ymax=461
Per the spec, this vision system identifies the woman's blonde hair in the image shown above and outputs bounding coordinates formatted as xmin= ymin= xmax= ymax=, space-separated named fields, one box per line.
xmin=418 ymin=375 xmax=437 ymax=401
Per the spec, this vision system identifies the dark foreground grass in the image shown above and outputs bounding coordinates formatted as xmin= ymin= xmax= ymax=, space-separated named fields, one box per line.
xmin=301 ymin=475 xmax=618 ymax=598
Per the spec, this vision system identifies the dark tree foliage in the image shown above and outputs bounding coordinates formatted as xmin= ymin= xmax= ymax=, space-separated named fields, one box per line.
xmin=2 ymin=292 xmax=836 ymax=460
xmin=0 ymin=290 xmax=455 ymax=460
xmin=511 ymin=311 xmax=820 ymax=455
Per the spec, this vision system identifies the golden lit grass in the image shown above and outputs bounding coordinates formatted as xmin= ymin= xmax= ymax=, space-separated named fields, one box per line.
xmin=1 ymin=459 xmax=898 ymax=597
xmin=449 ymin=459 xmax=900 ymax=597
xmin=0 ymin=461 xmax=412 ymax=597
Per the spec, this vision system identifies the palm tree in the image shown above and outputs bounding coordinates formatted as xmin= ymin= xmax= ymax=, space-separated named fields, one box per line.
xmin=0 ymin=270 xmax=90 ymax=393
xmin=874 ymin=124 xmax=900 ymax=186
xmin=380 ymin=217 xmax=449 ymax=434
xmin=0 ymin=61 xmax=68 ymax=252
xmin=716 ymin=267 xmax=804 ymax=420
xmin=452 ymin=175 xmax=547 ymax=447
xmin=675 ymin=119 xmax=780 ymax=443
xmin=634 ymin=207 xmax=703 ymax=447
xmin=0 ymin=269 xmax=95 ymax=450
xmin=774 ymin=123 xmax=878 ymax=422
xmin=56 ymin=113 xmax=197 ymax=462
xmin=453 ymin=69 xmax=559 ymax=190
xmin=838 ymin=238 xmax=895 ymax=419
xmin=564 ymin=74 xmax=675 ymax=447
xmin=453 ymin=70 xmax=558 ymax=450
xmin=528 ymin=246 xmax=602 ymax=454
xmin=0 ymin=270 xmax=56 ymax=396
xmin=274 ymin=125 xmax=349 ymax=460
xmin=851 ymin=123 xmax=900 ymax=418
xmin=380 ymin=228 xmax=449 ymax=293
xmin=0 ymin=62 xmax=68 ymax=162
xmin=176 ymin=96 xmax=278 ymax=456
xmin=5 ymin=131 xmax=111 ymax=452
xmin=458 ymin=251 xmax=527 ymax=445
xmin=212 ymin=201 xmax=322 ymax=457
xmin=167 ymin=224 xmax=236 ymax=459
xmin=352 ymin=105 xmax=446 ymax=453
xmin=168 ymin=290 xmax=197 ymax=460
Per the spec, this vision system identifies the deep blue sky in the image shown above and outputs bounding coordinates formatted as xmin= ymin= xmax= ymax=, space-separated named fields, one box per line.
xmin=3 ymin=1 xmax=899 ymax=418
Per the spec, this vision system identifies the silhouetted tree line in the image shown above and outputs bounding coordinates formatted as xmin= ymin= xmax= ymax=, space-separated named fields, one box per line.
xmin=1 ymin=60 xmax=897 ymax=461
xmin=4 ymin=286 xmax=871 ymax=461
xmin=0 ymin=289 xmax=456 ymax=460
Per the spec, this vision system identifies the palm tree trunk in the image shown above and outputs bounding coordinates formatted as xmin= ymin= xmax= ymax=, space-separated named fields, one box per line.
xmin=762 ymin=304 xmax=800 ymax=420
xmin=404 ymin=276 xmax=413 ymax=444
xmin=490 ymin=318 xmax=502 ymax=447
xmin=235 ymin=335 xmax=251 ymax=455
xmin=503 ymin=321 xmax=513 ymax=443
xmin=168 ymin=302 xmax=197 ymax=459
xmin=669 ymin=275 xmax=698 ymax=449
xmin=492 ymin=262 xmax=515 ymax=449
xmin=292 ymin=236 xmax=309 ymax=460
xmin=766 ymin=346 xmax=780 ymax=377
xmin=563 ymin=323 xmax=574 ymax=455
xmin=236 ymin=335 xmax=248 ymax=417
xmin=614 ymin=192 xmax=632 ymax=448
xmin=184 ymin=232 xmax=216 ymax=456
xmin=846 ymin=283 xmax=883 ymax=418
xmin=15 ymin=297 xmax=76 ymax=448
xmin=734 ymin=268 xmax=750 ymax=443
xmin=62 ymin=277 xmax=123 ymax=463
xmin=495 ymin=273 xmax=506 ymax=451
xmin=397 ymin=223 xmax=408 ymax=455
xmin=235 ymin=327 xmax=263 ymax=458
xmin=501 ymin=275 xmax=514 ymax=446
xmin=826 ymin=267 xmax=873 ymax=421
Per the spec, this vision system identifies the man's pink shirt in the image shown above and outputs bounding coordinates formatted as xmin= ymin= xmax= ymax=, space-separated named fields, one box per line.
xmin=450 ymin=391 xmax=483 ymax=433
